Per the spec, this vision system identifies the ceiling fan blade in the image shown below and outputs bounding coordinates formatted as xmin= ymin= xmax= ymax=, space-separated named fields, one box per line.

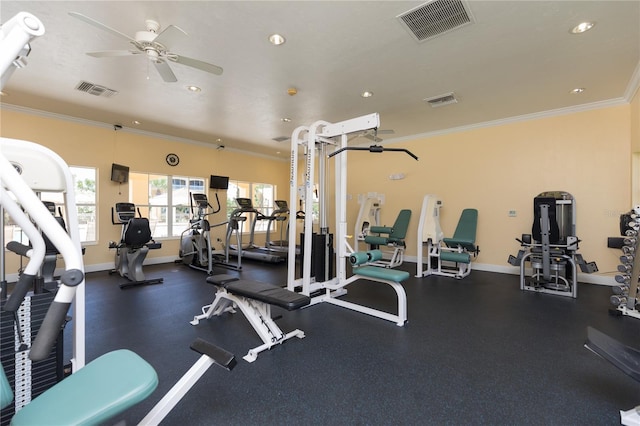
xmin=153 ymin=25 xmax=188 ymax=48
xmin=364 ymin=134 xmax=383 ymax=143
xmin=154 ymin=60 xmax=178 ymax=82
xmin=69 ymin=12 xmax=135 ymax=43
xmin=86 ymin=50 xmax=141 ymax=58
xmin=168 ymin=54 xmax=223 ymax=75
xmin=377 ymin=129 xmax=395 ymax=135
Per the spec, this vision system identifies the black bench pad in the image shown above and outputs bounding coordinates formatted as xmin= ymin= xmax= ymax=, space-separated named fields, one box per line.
xmin=206 ymin=274 xmax=240 ymax=286
xmin=224 ymin=280 xmax=310 ymax=311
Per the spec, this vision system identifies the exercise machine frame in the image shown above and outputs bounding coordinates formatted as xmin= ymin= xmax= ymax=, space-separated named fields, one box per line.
xmin=286 ymin=113 xmax=416 ymax=326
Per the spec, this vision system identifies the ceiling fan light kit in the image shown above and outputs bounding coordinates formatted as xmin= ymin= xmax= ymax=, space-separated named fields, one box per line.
xmin=69 ymin=12 xmax=223 ymax=82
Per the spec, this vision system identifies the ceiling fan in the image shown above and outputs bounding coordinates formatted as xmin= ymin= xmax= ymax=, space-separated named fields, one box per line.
xmin=69 ymin=12 xmax=223 ymax=83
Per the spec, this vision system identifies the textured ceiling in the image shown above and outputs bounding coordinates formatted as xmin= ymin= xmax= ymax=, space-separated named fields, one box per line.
xmin=2 ymin=1 xmax=639 ymax=158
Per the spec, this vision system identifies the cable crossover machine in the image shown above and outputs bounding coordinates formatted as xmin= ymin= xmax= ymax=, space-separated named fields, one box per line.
xmin=286 ymin=113 xmax=418 ymax=326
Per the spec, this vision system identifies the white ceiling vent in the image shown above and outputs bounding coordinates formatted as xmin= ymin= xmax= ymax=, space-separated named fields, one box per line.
xmin=75 ymin=81 xmax=118 ymax=98
xmin=424 ymin=92 xmax=458 ymax=108
xmin=397 ymin=0 xmax=474 ymax=43
xmin=272 ymin=136 xmax=290 ymax=143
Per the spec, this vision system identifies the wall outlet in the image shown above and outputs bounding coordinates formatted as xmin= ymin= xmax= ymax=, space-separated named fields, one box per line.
xmin=508 ymin=210 xmax=517 ymax=217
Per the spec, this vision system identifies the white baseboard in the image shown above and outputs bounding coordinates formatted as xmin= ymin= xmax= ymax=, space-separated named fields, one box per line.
xmin=404 ymin=255 xmax=615 ymax=286
xmin=3 ymin=256 xmax=178 ymax=284
xmin=4 ymin=254 xmax=615 ymax=287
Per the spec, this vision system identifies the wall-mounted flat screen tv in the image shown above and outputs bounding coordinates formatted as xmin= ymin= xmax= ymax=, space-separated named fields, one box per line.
xmin=209 ymin=175 xmax=229 ymax=190
xmin=111 ymin=163 xmax=130 ymax=184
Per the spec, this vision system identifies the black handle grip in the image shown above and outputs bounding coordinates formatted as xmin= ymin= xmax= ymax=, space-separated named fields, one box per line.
xmin=190 ymin=338 xmax=237 ymax=371
xmin=3 ymin=273 xmax=35 ymax=312
xmin=6 ymin=241 xmax=31 ymax=257
xmin=29 ymin=301 xmax=70 ymax=361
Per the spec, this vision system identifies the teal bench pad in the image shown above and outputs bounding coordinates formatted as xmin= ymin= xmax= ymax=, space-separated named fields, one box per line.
xmin=353 ymin=266 xmax=410 ymax=282
xmin=440 ymin=251 xmax=472 ymax=264
xmin=11 ymin=349 xmax=158 ymax=426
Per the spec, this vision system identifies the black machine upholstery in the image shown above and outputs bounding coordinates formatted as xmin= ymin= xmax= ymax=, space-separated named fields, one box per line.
xmin=532 ymin=197 xmax=560 ymax=244
xmin=122 ymin=218 xmax=153 ymax=249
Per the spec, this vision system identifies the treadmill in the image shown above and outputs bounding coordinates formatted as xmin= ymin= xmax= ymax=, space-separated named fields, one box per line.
xmin=226 ymin=198 xmax=286 ymax=263
xmin=266 ymin=200 xmax=290 ymax=251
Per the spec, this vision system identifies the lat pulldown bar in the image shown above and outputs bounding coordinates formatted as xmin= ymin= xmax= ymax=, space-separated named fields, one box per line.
xmin=328 ymin=145 xmax=419 ymax=160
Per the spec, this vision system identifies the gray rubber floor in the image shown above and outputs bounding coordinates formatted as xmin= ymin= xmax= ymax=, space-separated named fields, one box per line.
xmin=67 ymin=260 xmax=640 ymax=425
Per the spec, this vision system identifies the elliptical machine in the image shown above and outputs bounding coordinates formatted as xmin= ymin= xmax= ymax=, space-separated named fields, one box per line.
xmin=109 ymin=203 xmax=163 ymax=289
xmin=178 ymin=193 xmax=226 ymax=274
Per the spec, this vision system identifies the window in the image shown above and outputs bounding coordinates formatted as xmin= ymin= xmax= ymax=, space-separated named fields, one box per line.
xmin=129 ymin=173 xmax=206 ymax=238
xmin=3 ymin=166 xmax=97 ymax=245
xmin=227 ymin=180 xmax=275 ymax=232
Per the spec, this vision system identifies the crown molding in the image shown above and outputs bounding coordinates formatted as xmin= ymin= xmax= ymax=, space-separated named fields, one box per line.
xmin=0 ymin=103 xmax=286 ymax=162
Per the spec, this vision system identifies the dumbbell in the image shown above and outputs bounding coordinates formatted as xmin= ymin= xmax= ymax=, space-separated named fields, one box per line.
xmin=612 ymin=285 xmax=629 ymax=295
xmin=610 ymin=295 xmax=628 ymax=305
xmin=616 ymin=274 xmax=630 ymax=284
xmin=618 ymin=264 xmax=633 ymax=273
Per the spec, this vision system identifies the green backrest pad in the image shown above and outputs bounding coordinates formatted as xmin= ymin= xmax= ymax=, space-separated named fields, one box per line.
xmin=443 ymin=208 xmax=478 ymax=251
xmin=1 ymin=363 xmax=13 ymax=410
xmin=11 ymin=349 xmax=158 ymax=426
xmin=365 ymin=209 xmax=412 ymax=245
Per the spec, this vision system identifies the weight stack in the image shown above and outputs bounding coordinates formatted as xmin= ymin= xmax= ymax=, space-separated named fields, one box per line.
xmin=0 ymin=291 xmax=64 ymax=425
xmin=300 ymin=233 xmax=334 ymax=282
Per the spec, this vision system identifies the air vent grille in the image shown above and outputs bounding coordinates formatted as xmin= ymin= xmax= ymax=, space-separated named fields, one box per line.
xmin=75 ymin=81 xmax=118 ymax=98
xmin=424 ymin=92 xmax=458 ymax=108
xmin=397 ymin=0 xmax=473 ymax=42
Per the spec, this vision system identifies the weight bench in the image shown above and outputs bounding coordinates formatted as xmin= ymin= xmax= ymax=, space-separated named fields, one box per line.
xmin=2 ymin=338 xmax=236 ymax=425
xmin=192 ymin=275 xmax=310 ymax=362
xmin=585 ymin=327 xmax=640 ymax=425
xmin=364 ymin=209 xmax=412 ymax=268
xmin=426 ymin=208 xmax=479 ymax=279
xmin=339 ymin=250 xmax=409 ymax=326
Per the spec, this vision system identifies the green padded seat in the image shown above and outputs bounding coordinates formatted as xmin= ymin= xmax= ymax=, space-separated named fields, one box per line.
xmin=442 ymin=208 xmax=478 ymax=252
xmin=354 ymin=266 xmax=410 ymax=282
xmin=11 ymin=349 xmax=158 ymax=426
xmin=365 ymin=209 xmax=412 ymax=246
xmin=1 ymin=363 xmax=12 ymax=410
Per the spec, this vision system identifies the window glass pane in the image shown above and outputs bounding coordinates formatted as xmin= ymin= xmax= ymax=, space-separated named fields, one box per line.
xmin=226 ymin=180 xmax=276 ymax=233
xmin=149 ymin=175 xmax=168 ymax=206
xmin=39 ymin=166 xmax=97 ymax=243
xmin=148 ymin=206 xmax=167 ymax=238
xmin=130 ymin=172 xmax=204 ymax=238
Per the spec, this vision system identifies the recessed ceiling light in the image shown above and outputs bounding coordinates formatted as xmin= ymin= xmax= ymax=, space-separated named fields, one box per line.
xmin=269 ymin=34 xmax=286 ymax=45
xmin=361 ymin=91 xmax=374 ymax=98
xmin=570 ymin=87 xmax=586 ymax=94
xmin=186 ymin=85 xmax=201 ymax=92
xmin=570 ymin=21 xmax=595 ymax=34
xmin=281 ymin=118 xmax=291 ymax=123
xmin=132 ymin=120 xmax=141 ymax=125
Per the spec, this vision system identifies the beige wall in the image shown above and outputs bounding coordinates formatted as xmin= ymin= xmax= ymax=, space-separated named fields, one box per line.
xmin=1 ymin=109 xmax=289 ymax=274
xmin=346 ymin=105 xmax=631 ymax=280
xmin=1 ymin=102 xmax=634 ymax=283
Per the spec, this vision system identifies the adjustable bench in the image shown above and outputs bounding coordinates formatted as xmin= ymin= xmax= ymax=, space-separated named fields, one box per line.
xmin=340 ymin=250 xmax=409 ymax=326
xmin=364 ymin=209 xmax=412 ymax=268
xmin=191 ymin=276 xmax=310 ymax=362
xmin=585 ymin=327 xmax=640 ymax=425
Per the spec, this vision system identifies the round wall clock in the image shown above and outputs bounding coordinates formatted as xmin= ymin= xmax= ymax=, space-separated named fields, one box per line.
xmin=166 ymin=153 xmax=180 ymax=166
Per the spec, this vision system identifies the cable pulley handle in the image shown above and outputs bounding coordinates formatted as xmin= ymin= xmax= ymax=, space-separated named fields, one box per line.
xmin=328 ymin=145 xmax=419 ymax=160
